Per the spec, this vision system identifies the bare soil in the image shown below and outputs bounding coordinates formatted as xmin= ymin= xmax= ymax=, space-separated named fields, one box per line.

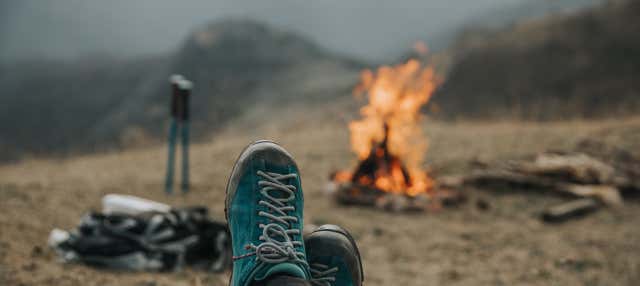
xmin=1 ymin=116 xmax=639 ymax=286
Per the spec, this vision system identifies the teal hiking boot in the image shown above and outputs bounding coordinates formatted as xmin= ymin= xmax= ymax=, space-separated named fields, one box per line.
xmin=225 ymin=140 xmax=310 ymax=286
xmin=305 ymin=225 xmax=364 ymax=286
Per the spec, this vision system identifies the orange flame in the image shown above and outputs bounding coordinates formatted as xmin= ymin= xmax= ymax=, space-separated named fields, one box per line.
xmin=339 ymin=57 xmax=439 ymax=197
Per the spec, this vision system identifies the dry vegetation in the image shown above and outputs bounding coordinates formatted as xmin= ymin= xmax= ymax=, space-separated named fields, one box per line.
xmin=2 ymin=112 xmax=640 ymax=285
xmin=433 ymin=0 xmax=640 ymax=119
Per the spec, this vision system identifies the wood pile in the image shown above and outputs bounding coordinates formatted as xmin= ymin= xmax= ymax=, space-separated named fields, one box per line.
xmin=460 ymin=141 xmax=639 ymax=222
xmin=328 ymin=138 xmax=639 ymax=220
xmin=328 ymin=182 xmax=466 ymax=213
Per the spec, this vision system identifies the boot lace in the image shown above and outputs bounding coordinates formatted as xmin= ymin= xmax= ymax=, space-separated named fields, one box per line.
xmin=234 ymin=171 xmax=307 ymax=268
xmin=310 ymin=263 xmax=338 ymax=286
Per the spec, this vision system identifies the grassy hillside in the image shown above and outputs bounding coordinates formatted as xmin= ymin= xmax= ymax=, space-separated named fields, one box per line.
xmin=433 ymin=0 xmax=640 ymax=119
xmin=0 ymin=57 xmax=167 ymax=160
xmin=2 ymin=1 xmax=639 ymax=162
xmin=2 ymin=115 xmax=640 ymax=285
xmin=0 ymin=19 xmax=361 ymax=162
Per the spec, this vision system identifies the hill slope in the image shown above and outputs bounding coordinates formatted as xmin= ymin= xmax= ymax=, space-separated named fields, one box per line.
xmin=433 ymin=0 xmax=640 ymax=119
xmin=2 ymin=116 xmax=640 ymax=285
xmin=0 ymin=19 xmax=360 ymax=161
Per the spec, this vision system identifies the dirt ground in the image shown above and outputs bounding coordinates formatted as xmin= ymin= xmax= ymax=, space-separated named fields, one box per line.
xmin=1 ymin=116 xmax=640 ymax=286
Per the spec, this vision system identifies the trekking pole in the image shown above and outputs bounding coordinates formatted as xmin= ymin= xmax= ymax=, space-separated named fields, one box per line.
xmin=165 ymin=74 xmax=183 ymax=194
xmin=178 ymin=79 xmax=193 ymax=194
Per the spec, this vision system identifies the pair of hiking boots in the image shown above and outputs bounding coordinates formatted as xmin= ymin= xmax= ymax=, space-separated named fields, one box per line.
xmin=225 ymin=141 xmax=364 ymax=286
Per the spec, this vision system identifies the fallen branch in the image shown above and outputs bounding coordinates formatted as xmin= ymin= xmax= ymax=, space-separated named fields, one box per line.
xmin=541 ymin=198 xmax=601 ymax=223
xmin=513 ymin=153 xmax=616 ymax=184
xmin=463 ymin=170 xmax=623 ymax=206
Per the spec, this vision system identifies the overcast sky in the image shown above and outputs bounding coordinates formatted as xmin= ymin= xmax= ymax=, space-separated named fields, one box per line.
xmin=0 ymin=0 xmax=596 ymax=63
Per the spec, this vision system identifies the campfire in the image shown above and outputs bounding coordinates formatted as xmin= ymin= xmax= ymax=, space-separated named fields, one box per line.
xmin=329 ymin=57 xmax=459 ymax=212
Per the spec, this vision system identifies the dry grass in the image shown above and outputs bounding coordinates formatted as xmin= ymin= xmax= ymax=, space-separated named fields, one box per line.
xmin=1 ymin=115 xmax=640 ymax=286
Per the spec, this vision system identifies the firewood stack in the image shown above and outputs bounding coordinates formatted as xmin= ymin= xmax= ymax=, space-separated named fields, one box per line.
xmin=328 ymin=123 xmax=467 ymax=212
xmin=328 ymin=182 xmax=466 ymax=213
xmin=461 ymin=139 xmax=640 ymax=223
xmin=328 ymin=136 xmax=638 ymax=218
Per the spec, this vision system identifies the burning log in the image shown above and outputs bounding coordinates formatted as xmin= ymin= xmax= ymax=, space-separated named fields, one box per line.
xmin=351 ymin=123 xmax=412 ymax=189
xmin=333 ymin=183 xmax=387 ymax=207
xmin=329 ymin=58 xmax=441 ymax=212
xmin=331 ymin=182 xmax=465 ymax=212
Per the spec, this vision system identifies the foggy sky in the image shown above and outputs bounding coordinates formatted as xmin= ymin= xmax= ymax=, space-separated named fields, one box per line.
xmin=0 ymin=0 xmax=592 ymax=63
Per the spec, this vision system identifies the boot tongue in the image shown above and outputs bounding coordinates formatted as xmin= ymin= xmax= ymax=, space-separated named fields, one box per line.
xmin=254 ymin=262 xmax=307 ymax=281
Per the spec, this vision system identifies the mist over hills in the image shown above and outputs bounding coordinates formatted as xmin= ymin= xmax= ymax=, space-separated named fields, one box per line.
xmin=419 ymin=0 xmax=602 ymax=52
xmin=0 ymin=0 xmax=636 ymax=162
xmin=0 ymin=19 xmax=360 ymax=161
xmin=0 ymin=57 xmax=167 ymax=159
xmin=0 ymin=0 xmax=602 ymax=63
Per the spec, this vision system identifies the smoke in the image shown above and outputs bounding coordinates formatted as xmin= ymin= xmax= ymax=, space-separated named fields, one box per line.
xmin=0 ymin=0 xmax=596 ymax=63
